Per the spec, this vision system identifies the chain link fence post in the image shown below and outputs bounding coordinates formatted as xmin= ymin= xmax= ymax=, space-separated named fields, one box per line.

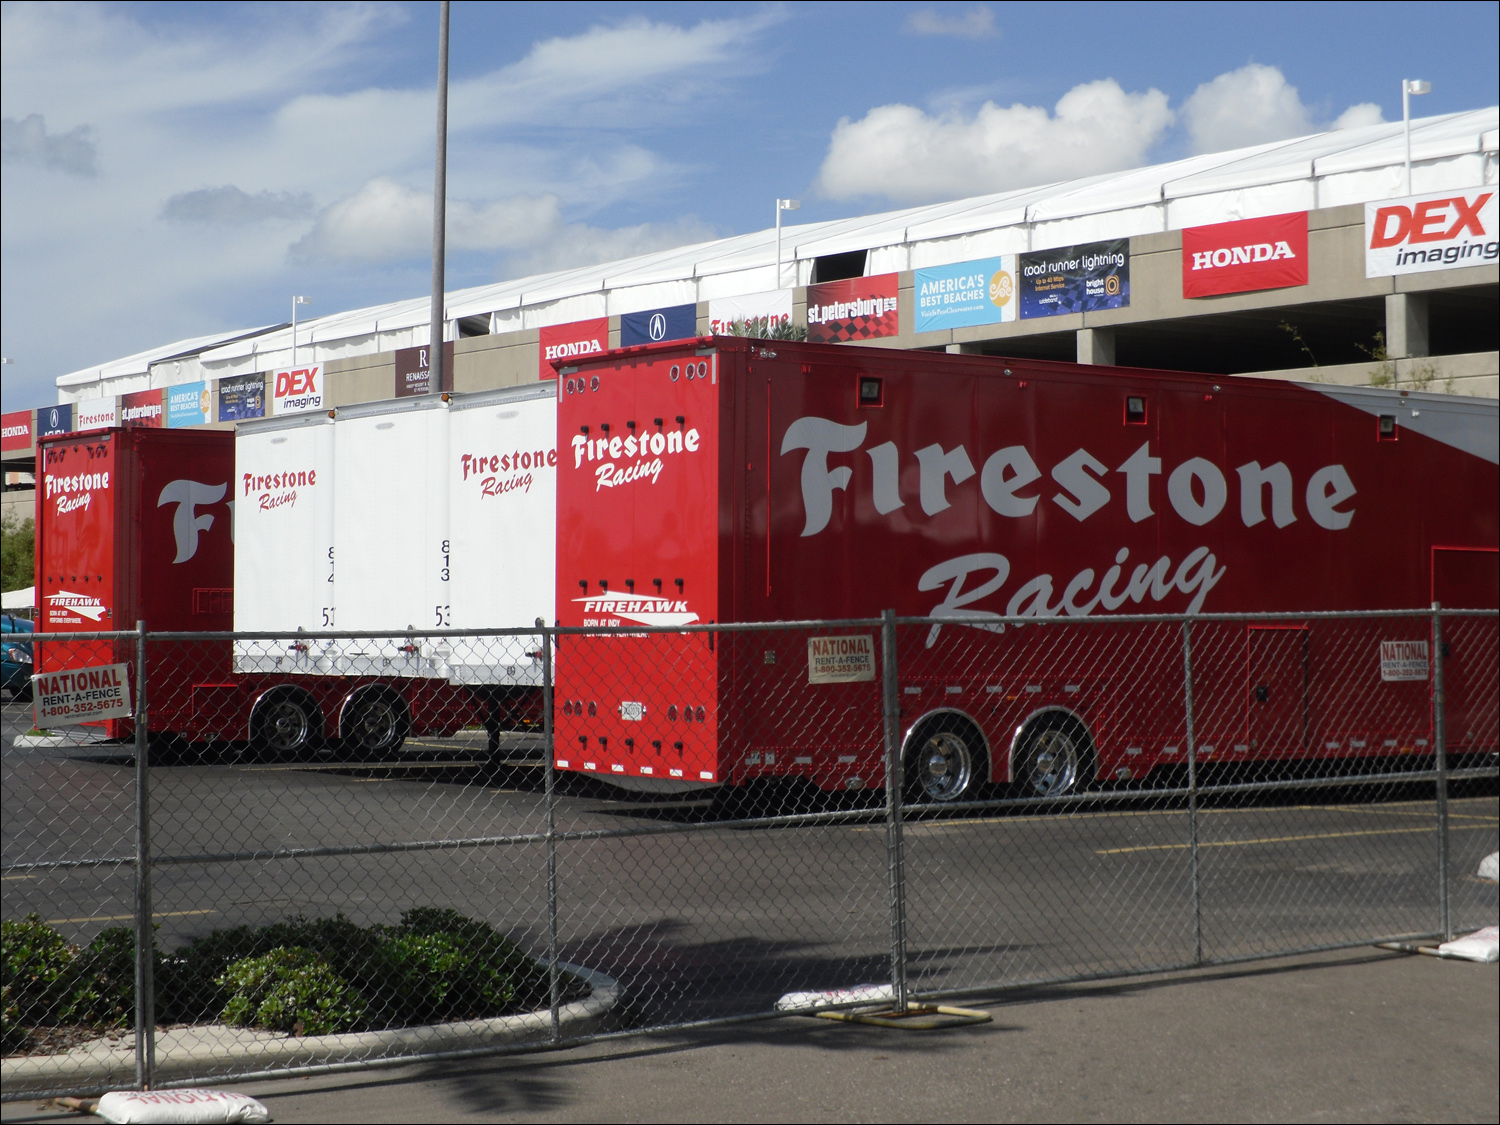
xmin=539 ymin=619 xmax=561 ymax=1042
xmin=132 ymin=621 xmax=155 ymax=1090
xmin=1180 ymin=618 xmax=1203 ymax=966
xmin=880 ymin=609 xmax=908 ymax=1011
xmin=1431 ymin=603 xmax=1451 ymax=941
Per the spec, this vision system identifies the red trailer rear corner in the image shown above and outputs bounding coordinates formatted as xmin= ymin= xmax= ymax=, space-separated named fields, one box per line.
xmin=554 ymin=338 xmax=1498 ymax=800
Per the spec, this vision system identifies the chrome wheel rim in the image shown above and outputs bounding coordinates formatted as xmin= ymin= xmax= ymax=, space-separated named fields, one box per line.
xmin=349 ymin=699 xmax=400 ymax=752
xmin=916 ymin=731 xmax=973 ymax=802
xmin=1023 ymin=727 xmax=1079 ymax=796
xmin=263 ymin=699 xmax=311 ymax=753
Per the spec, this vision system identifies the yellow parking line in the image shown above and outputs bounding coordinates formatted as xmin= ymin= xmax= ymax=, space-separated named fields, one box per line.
xmin=45 ymin=909 xmax=218 ymax=924
xmin=1096 ymin=824 xmax=1493 ymax=855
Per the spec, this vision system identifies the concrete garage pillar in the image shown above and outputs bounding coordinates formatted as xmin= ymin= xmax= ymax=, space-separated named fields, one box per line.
xmin=1076 ymin=327 xmax=1116 ymax=366
xmin=945 ymin=343 xmax=985 ymax=355
xmin=1385 ymin=292 xmax=1429 ymax=358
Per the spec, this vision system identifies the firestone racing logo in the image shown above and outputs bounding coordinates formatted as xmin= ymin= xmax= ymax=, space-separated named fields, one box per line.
xmin=571 ymin=426 xmax=701 ymax=491
xmin=574 ymin=592 xmax=698 ymax=627
xmin=46 ymin=591 xmax=108 ymax=622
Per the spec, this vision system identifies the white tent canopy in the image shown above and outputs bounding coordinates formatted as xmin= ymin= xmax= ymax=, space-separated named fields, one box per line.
xmin=2 ymin=586 xmax=34 ymax=611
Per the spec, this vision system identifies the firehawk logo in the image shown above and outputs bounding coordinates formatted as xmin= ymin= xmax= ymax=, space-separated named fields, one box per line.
xmin=573 ymin=593 xmax=699 ymax=626
xmin=46 ymin=590 xmax=108 ymax=622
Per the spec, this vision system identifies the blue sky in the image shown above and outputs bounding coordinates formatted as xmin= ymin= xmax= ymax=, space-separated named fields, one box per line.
xmin=2 ymin=1 xmax=1497 ymax=409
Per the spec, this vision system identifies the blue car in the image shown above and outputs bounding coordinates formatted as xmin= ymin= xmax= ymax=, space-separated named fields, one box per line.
xmin=2 ymin=613 xmax=34 ymax=701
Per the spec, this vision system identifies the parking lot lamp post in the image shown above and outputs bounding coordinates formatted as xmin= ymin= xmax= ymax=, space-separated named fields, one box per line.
xmin=1402 ymin=79 xmax=1430 ymax=195
xmin=776 ymin=199 xmax=800 ymax=290
xmin=291 ymin=296 xmax=311 ymax=367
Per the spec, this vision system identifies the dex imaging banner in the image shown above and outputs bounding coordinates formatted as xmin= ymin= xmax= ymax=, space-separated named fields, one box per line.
xmin=914 ymin=257 xmax=1016 ymax=333
xmin=806 ymin=274 xmax=900 ymax=343
xmin=1018 ymin=240 xmax=1129 ymax=319
xmin=620 ymin=303 xmax=696 ymax=347
xmin=166 ymin=381 xmax=211 ymax=427
xmin=1183 ymin=212 xmax=1308 ymax=298
xmin=272 ymin=366 xmax=323 ymax=415
xmin=538 ymin=318 xmax=608 ymax=380
xmin=1365 ymin=189 xmax=1497 ymax=277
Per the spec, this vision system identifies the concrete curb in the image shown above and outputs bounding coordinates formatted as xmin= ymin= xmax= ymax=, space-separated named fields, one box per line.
xmin=2 ymin=963 xmax=617 ymax=1096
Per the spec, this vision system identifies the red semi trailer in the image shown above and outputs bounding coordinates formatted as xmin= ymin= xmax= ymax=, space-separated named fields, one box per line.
xmin=552 ymin=337 xmax=1498 ymax=800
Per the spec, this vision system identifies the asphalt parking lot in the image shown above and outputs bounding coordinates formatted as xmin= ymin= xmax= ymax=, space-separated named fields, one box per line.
xmin=4 ymin=695 xmax=1496 ymax=1031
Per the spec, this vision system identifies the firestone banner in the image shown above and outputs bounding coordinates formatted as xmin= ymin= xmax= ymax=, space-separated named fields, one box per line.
xmin=120 ymin=389 xmax=163 ymax=428
xmin=707 ymin=289 xmax=793 ymax=335
xmin=1182 ymin=212 xmax=1308 ymax=298
xmin=1365 ymin=189 xmax=1497 ymax=277
xmin=806 ymin=274 xmax=900 ymax=343
xmin=166 ymin=381 xmax=211 ymax=428
xmin=913 ymin=256 xmax=1017 ymax=334
xmin=217 ymin=374 xmax=265 ymax=422
xmin=538 ymin=318 xmax=608 ymax=381
xmin=75 ymin=397 xmax=117 ymax=432
xmin=272 ymin=366 xmax=323 ymax=415
xmin=1 ymin=410 xmax=32 ymax=452
xmin=620 ymin=303 xmax=697 ymax=348
xmin=1018 ymin=240 xmax=1129 ymax=319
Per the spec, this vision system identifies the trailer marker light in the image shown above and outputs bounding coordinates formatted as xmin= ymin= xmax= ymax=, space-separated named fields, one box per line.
xmin=699 ymin=771 xmax=715 ymax=780
xmin=563 ymin=701 xmax=573 ymax=716
xmin=584 ymin=761 xmax=597 ymax=770
xmin=670 ymin=768 xmax=683 ymax=777
xmin=1377 ymin=415 xmax=1397 ymax=440
xmin=1125 ymin=396 xmax=1147 ymax=425
xmin=1162 ymin=746 xmax=1178 ymax=755
xmin=640 ymin=766 xmax=653 ymax=774
xmin=611 ymin=764 xmax=625 ymax=772
xmin=945 ymin=686 xmax=962 ymax=694
xmin=587 ymin=701 xmax=597 ymax=716
xmin=557 ymin=759 xmax=570 ymax=768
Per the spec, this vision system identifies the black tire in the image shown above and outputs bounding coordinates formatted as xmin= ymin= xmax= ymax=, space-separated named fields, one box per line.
xmin=904 ymin=715 xmax=986 ymax=804
xmin=1012 ymin=716 xmax=1093 ymax=798
xmin=252 ymin=694 xmax=320 ymax=758
xmin=341 ymin=693 xmax=407 ymax=757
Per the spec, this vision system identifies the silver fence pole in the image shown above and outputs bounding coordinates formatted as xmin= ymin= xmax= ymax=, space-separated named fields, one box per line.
xmin=880 ymin=609 xmax=908 ymax=1011
xmin=1432 ymin=603 xmax=1450 ymax=941
xmin=1180 ymin=619 xmax=1202 ymax=965
xmin=133 ymin=622 xmax=155 ymax=1089
xmin=540 ymin=619 xmax=560 ymax=1041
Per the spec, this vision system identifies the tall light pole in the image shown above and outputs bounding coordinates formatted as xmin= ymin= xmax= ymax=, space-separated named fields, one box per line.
xmin=775 ymin=199 xmax=800 ymax=289
xmin=429 ymin=0 xmax=450 ymax=395
xmin=1402 ymin=79 xmax=1430 ymax=196
xmin=291 ymin=296 xmax=311 ymax=367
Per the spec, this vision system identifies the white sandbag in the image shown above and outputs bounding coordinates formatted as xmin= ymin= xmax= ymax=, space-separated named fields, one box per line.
xmin=1478 ymin=852 xmax=1498 ymax=883
xmin=1436 ymin=926 xmax=1499 ymax=964
xmin=96 ymin=1090 xmax=270 ymax=1124
xmin=775 ymin=983 xmax=894 ymax=1012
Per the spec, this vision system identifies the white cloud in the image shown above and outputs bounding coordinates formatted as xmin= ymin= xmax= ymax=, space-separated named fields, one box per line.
xmin=162 ymin=186 xmax=315 ymax=225
xmin=1181 ymin=64 xmax=1386 ymax=154
xmin=816 ymin=79 xmax=1173 ymax=203
xmin=1 ymin=113 xmax=97 ymax=175
xmin=907 ymin=6 xmax=1000 ymax=39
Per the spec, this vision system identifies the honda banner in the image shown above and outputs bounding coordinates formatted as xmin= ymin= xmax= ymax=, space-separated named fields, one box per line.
xmin=1182 ymin=212 xmax=1308 ymax=298
xmin=1018 ymin=240 xmax=1129 ymax=318
xmin=914 ymin=256 xmax=1017 ymax=333
xmin=708 ymin=289 xmax=793 ymax=335
xmin=538 ymin=317 xmax=608 ymax=380
xmin=120 ymin=389 xmax=163 ymax=428
xmin=1365 ymin=189 xmax=1497 ymax=277
xmin=620 ymin=303 xmax=697 ymax=348
xmin=806 ymin=274 xmax=900 ymax=343
xmin=166 ymin=381 xmax=211 ymax=427
xmin=272 ymin=365 xmax=323 ymax=415
xmin=74 ymin=397 xmax=117 ymax=432
xmin=217 ymin=374 xmax=265 ymax=422
xmin=1 ymin=410 xmax=32 ymax=452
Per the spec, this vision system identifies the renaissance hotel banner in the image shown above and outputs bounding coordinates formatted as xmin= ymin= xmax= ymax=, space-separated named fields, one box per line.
xmin=806 ymin=273 xmax=899 ymax=343
xmin=913 ymin=257 xmax=1017 ymax=334
xmin=1018 ymin=240 xmax=1130 ymax=319
xmin=1365 ymin=188 xmax=1497 ymax=278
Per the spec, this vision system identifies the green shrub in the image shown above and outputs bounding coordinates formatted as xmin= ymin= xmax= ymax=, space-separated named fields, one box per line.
xmin=2 ymin=914 xmax=78 ymax=1047
xmin=65 ymin=927 xmax=135 ymax=1027
xmin=218 ymin=947 xmax=366 ymax=1036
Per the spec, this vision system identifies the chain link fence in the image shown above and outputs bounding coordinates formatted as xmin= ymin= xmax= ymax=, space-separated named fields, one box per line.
xmin=3 ymin=611 xmax=1496 ymax=1098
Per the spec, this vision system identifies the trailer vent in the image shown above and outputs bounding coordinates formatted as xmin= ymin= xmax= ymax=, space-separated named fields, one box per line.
xmin=1125 ymin=396 xmax=1147 ymax=425
xmin=192 ymin=588 xmax=233 ymax=616
xmin=1377 ymin=414 xmax=1398 ymax=440
xmin=858 ymin=377 xmax=884 ymax=407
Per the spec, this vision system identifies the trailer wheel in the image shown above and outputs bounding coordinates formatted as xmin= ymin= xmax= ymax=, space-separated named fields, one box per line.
xmin=1012 ymin=716 xmax=1092 ymax=798
xmin=342 ymin=694 xmax=407 ymax=756
xmin=252 ymin=694 xmax=319 ymax=757
xmin=904 ymin=716 xmax=984 ymax=804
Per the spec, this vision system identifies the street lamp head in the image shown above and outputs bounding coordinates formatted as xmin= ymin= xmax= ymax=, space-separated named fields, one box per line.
xmin=1404 ymin=80 xmax=1431 ymax=96
xmin=294 ymin=295 xmax=312 ymax=305
xmin=778 ymin=199 xmax=801 ymax=211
